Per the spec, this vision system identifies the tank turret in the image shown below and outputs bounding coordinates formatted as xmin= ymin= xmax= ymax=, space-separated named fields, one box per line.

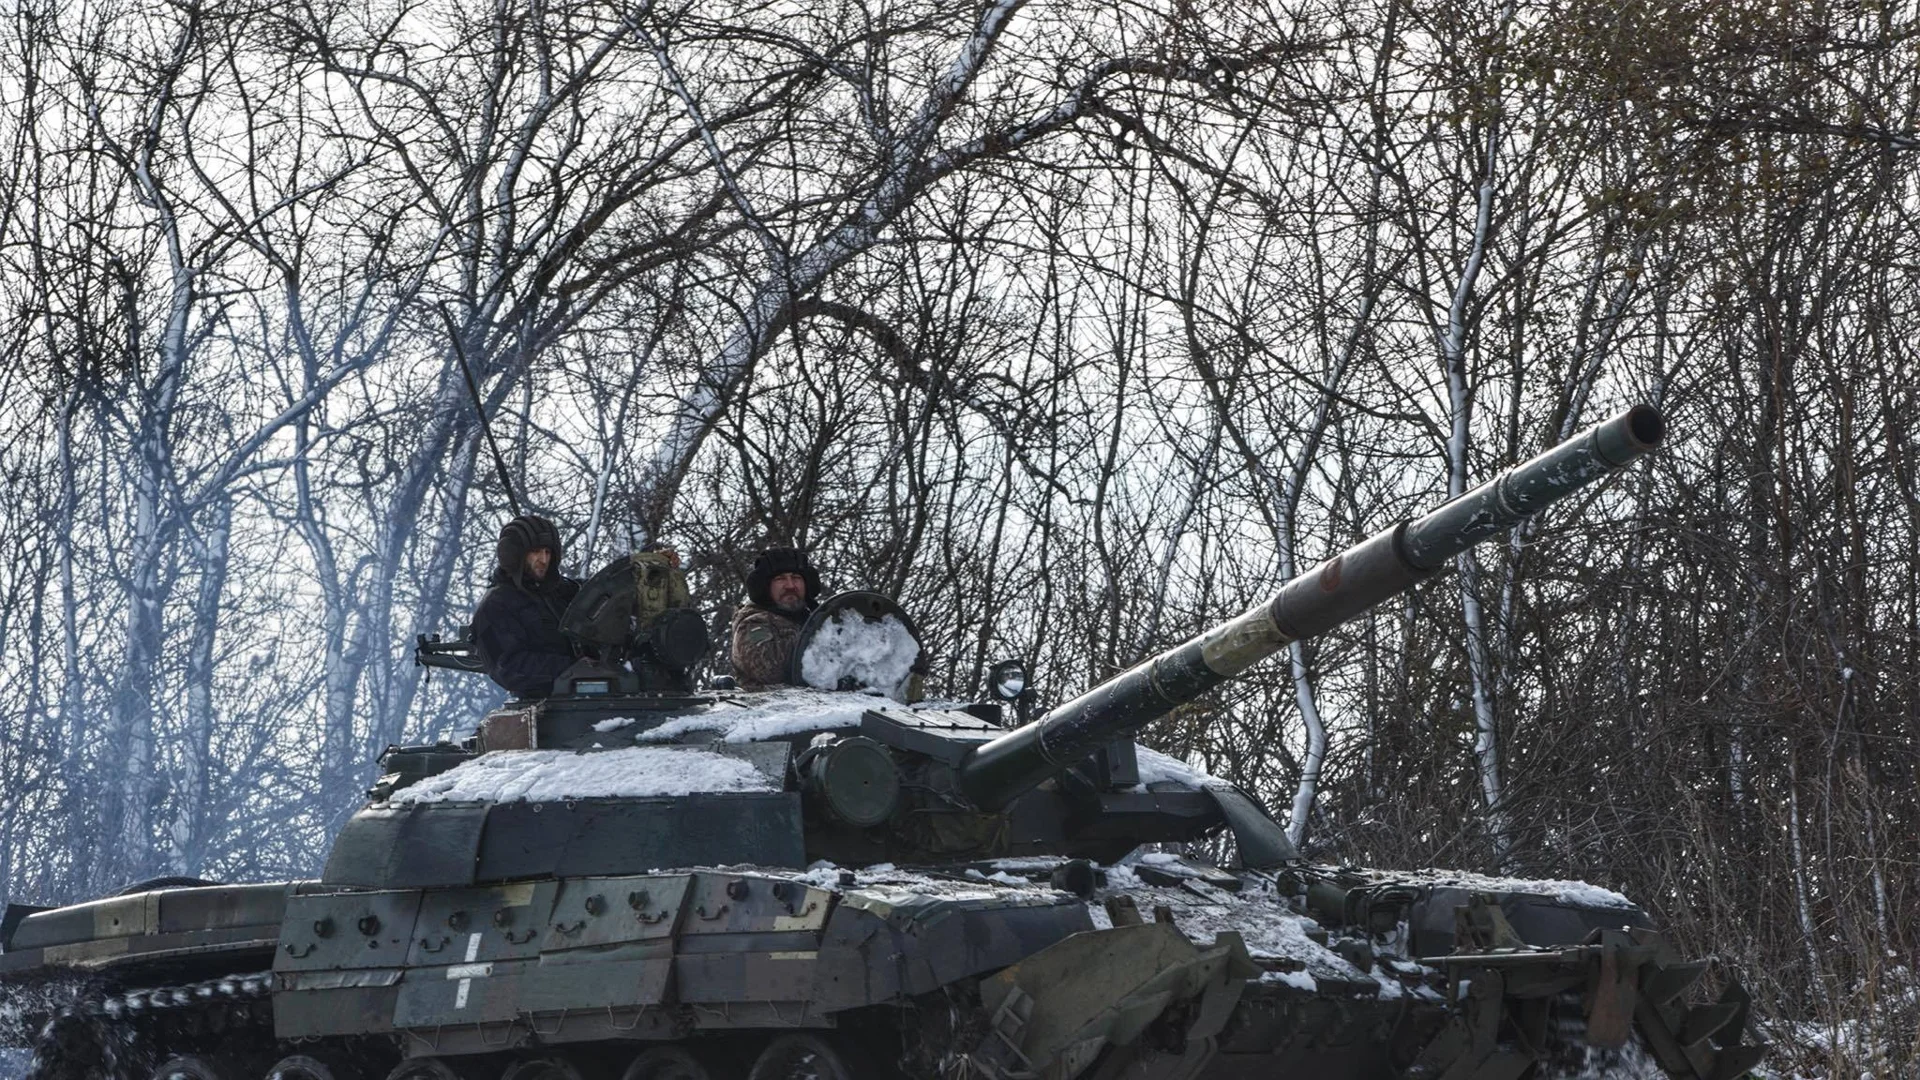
xmin=961 ymin=404 xmax=1663 ymax=808
xmin=321 ymin=405 xmax=1668 ymax=884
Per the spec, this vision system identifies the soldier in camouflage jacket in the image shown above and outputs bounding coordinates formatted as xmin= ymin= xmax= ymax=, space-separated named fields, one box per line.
xmin=728 ymin=547 xmax=821 ymax=688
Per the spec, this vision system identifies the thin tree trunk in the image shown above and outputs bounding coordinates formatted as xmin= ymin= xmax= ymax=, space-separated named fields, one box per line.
xmin=1787 ymin=749 xmax=1825 ymax=1002
xmin=57 ymin=388 xmax=85 ymax=769
xmin=170 ymin=498 xmax=230 ymax=875
xmin=94 ymin=19 xmax=199 ymax=887
xmin=1441 ymin=46 xmax=1510 ymax=866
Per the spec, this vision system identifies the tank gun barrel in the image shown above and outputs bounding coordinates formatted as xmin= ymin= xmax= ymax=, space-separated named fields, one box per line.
xmin=960 ymin=404 xmax=1665 ymax=810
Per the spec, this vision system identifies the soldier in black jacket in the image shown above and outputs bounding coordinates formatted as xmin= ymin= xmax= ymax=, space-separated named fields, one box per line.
xmin=471 ymin=514 xmax=583 ymax=697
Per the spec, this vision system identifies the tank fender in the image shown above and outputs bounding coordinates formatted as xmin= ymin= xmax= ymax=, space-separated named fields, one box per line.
xmin=966 ymin=922 xmax=1261 ymax=1080
xmin=809 ymin=891 xmax=1094 ymax=1011
xmin=1407 ymin=886 xmax=1652 ymax=956
xmin=1 ymin=904 xmax=54 ymax=951
xmin=810 ymin=905 xmax=903 ymax=1011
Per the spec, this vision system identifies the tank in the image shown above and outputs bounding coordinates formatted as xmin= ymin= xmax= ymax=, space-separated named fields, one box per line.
xmin=0 ymin=405 xmax=1767 ymax=1080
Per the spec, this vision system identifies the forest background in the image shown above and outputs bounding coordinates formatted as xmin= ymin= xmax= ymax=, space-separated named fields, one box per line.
xmin=1 ymin=0 xmax=1915 ymax=1073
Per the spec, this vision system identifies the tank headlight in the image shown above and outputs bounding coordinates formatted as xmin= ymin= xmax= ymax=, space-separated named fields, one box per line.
xmin=988 ymin=659 xmax=1027 ymax=701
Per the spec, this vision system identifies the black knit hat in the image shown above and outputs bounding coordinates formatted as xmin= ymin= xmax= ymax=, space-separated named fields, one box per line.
xmin=496 ymin=514 xmax=563 ymax=583
xmin=746 ymin=547 xmax=821 ymax=609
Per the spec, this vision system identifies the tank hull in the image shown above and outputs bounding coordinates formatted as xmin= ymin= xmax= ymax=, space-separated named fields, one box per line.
xmin=3 ymin=862 xmax=1761 ymax=1080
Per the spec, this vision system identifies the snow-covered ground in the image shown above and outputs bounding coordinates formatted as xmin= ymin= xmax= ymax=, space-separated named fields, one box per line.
xmin=1755 ymin=966 xmax=1920 ymax=1079
xmin=1540 ymin=1043 xmax=1665 ymax=1079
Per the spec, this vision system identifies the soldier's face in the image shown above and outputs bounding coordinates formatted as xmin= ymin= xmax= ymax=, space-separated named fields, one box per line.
xmin=524 ymin=547 xmax=552 ymax=580
xmin=770 ymin=572 xmax=808 ymax=612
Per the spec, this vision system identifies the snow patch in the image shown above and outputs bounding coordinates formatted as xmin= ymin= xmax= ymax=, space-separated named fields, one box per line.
xmin=1537 ymin=1041 xmax=1665 ymax=1080
xmin=964 ymin=868 xmax=1030 ymax=886
xmin=634 ymin=688 xmax=876 ymax=744
xmin=1015 ymin=857 xmax=1451 ymax=1003
xmin=388 ymin=745 xmax=778 ymax=803
xmin=799 ymin=612 xmax=920 ymax=700
xmin=1262 ymin=969 xmax=1319 ymax=991
xmin=1153 ymin=878 xmax=1353 ymax=973
xmin=592 ymin=717 xmax=636 ymax=732
xmin=988 ymin=856 xmax=1074 ymax=872
xmin=1759 ymin=967 xmax=1920 ymax=1079
xmin=1398 ymin=869 xmax=1638 ymax=909
xmin=1132 ymin=746 xmax=1214 ymax=790
xmin=795 ymin=861 xmax=1056 ymax=904
xmin=0 ymin=974 xmax=105 ymax=1066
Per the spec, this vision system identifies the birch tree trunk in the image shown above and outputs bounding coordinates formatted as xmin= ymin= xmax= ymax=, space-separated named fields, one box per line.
xmin=1443 ymin=167 xmax=1507 ymax=868
xmin=169 ymin=498 xmax=231 ymax=875
xmin=103 ymin=246 xmax=194 ymax=888
xmin=56 ymin=389 xmax=86 ymax=772
xmin=1127 ymin=424 xmax=1221 ymax=663
xmin=1787 ymin=749 xmax=1825 ymax=1002
xmin=320 ymin=398 xmax=467 ymax=823
xmin=1436 ymin=3 xmax=1516 ymax=863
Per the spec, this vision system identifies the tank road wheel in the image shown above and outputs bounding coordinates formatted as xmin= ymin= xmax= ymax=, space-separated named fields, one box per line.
xmin=618 ymin=1047 xmax=713 ymax=1080
xmin=267 ymin=1052 xmax=366 ymax=1080
xmin=154 ymin=1056 xmax=245 ymax=1080
xmin=745 ymin=1036 xmax=857 ymax=1080
xmin=385 ymin=1059 xmax=482 ymax=1080
xmin=500 ymin=1058 xmax=587 ymax=1080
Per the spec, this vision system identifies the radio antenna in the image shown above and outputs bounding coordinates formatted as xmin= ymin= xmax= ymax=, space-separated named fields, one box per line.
xmin=437 ymin=302 xmax=523 ymax=518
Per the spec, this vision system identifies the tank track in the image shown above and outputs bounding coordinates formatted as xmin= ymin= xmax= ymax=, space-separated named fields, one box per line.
xmin=90 ymin=972 xmax=274 ymax=1021
xmin=19 ymin=972 xmax=274 ymax=1080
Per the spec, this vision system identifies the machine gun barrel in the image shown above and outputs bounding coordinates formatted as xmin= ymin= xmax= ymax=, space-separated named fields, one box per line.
xmin=415 ymin=633 xmax=485 ymax=673
xmin=959 ymin=404 xmax=1664 ymax=810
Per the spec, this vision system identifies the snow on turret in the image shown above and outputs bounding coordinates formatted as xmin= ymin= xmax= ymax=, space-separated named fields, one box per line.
xmin=798 ymin=611 xmax=921 ymax=700
xmin=389 ymin=744 xmax=780 ymax=803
